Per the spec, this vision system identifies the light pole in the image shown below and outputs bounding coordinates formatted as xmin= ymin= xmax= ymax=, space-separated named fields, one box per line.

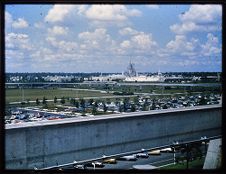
xmin=173 ymin=147 xmax=176 ymax=165
xmin=186 ymin=144 xmax=189 ymax=169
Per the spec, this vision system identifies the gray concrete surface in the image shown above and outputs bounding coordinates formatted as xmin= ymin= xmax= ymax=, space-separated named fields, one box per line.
xmin=5 ymin=104 xmax=221 ymax=169
xmin=203 ymin=138 xmax=222 ymax=169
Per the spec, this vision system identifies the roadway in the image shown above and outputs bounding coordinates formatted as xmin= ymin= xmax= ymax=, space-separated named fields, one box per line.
xmin=63 ymin=153 xmax=174 ymax=170
xmin=94 ymin=153 xmax=174 ymax=170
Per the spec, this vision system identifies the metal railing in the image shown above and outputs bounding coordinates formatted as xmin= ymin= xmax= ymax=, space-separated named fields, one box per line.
xmin=39 ymin=135 xmax=221 ymax=170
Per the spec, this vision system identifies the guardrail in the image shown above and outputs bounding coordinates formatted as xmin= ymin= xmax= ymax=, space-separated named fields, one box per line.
xmin=39 ymin=135 xmax=221 ymax=170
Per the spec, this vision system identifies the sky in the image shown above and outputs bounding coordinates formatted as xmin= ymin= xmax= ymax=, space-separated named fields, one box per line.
xmin=5 ymin=4 xmax=222 ymax=73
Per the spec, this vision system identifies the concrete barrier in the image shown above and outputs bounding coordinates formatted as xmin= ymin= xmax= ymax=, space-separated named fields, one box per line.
xmin=5 ymin=105 xmax=221 ymax=169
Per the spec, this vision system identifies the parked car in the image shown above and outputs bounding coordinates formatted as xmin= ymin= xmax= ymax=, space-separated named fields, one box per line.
xmin=84 ymin=161 xmax=105 ymax=168
xmin=73 ymin=164 xmax=85 ymax=169
xmin=103 ymin=158 xmax=117 ymax=164
xmin=148 ymin=150 xmax=161 ymax=155
xmin=160 ymin=147 xmax=174 ymax=153
xmin=135 ymin=153 xmax=149 ymax=158
xmin=117 ymin=155 xmax=137 ymax=161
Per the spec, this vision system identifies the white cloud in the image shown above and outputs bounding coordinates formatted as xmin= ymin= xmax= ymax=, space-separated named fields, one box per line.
xmin=118 ymin=32 xmax=158 ymax=56
xmin=46 ymin=36 xmax=77 ymax=52
xmin=165 ymin=32 xmax=221 ymax=61
xmin=12 ymin=18 xmax=28 ymax=28
xmin=79 ymin=28 xmax=108 ymax=41
xmin=170 ymin=22 xmax=219 ymax=34
xmin=170 ymin=5 xmax=222 ymax=34
xmin=146 ymin=5 xmax=159 ymax=9
xmin=120 ymin=40 xmax=131 ymax=49
xmin=166 ymin=35 xmax=199 ymax=54
xmin=78 ymin=28 xmax=113 ymax=51
xmin=180 ymin=5 xmax=222 ymax=23
xmin=119 ymin=27 xmax=139 ymax=35
xmin=201 ymin=33 xmax=221 ymax=56
xmin=84 ymin=5 xmax=141 ymax=21
xmin=5 ymin=12 xmax=28 ymax=29
xmin=48 ymin=26 xmax=68 ymax=35
xmin=131 ymin=33 xmax=157 ymax=50
xmin=6 ymin=32 xmax=32 ymax=50
xmin=45 ymin=5 xmax=75 ymax=23
xmin=5 ymin=11 xmax=13 ymax=26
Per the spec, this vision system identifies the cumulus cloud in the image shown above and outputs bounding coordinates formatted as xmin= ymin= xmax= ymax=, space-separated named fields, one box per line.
xmin=44 ymin=4 xmax=141 ymax=24
xmin=166 ymin=35 xmax=197 ymax=53
xmin=45 ymin=5 xmax=75 ymax=23
xmin=170 ymin=5 xmax=222 ymax=34
xmin=84 ymin=5 xmax=141 ymax=21
xmin=78 ymin=28 xmax=114 ymax=51
xmin=131 ymin=33 xmax=157 ymax=50
xmin=46 ymin=36 xmax=77 ymax=52
xmin=180 ymin=5 xmax=222 ymax=23
xmin=118 ymin=31 xmax=158 ymax=56
xmin=120 ymin=40 xmax=131 ymax=49
xmin=201 ymin=33 xmax=221 ymax=56
xmin=170 ymin=22 xmax=219 ymax=34
xmin=6 ymin=32 xmax=32 ymax=50
xmin=5 ymin=11 xmax=29 ymax=29
xmin=119 ymin=27 xmax=139 ymax=35
xmin=165 ymin=32 xmax=221 ymax=60
xmin=12 ymin=18 xmax=28 ymax=28
xmin=48 ymin=26 xmax=69 ymax=35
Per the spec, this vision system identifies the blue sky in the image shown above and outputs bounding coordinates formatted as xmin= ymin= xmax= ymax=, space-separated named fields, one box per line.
xmin=5 ymin=4 xmax=222 ymax=73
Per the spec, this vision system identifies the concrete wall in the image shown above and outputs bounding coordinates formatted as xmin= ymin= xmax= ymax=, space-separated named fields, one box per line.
xmin=5 ymin=105 xmax=221 ymax=169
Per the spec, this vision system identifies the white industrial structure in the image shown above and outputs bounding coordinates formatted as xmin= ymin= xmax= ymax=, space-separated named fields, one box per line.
xmin=91 ymin=61 xmax=165 ymax=82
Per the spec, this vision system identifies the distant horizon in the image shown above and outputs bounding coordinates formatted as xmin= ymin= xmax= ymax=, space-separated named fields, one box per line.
xmin=5 ymin=4 xmax=222 ymax=73
xmin=5 ymin=71 xmax=222 ymax=74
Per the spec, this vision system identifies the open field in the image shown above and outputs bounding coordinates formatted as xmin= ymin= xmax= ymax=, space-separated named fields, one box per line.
xmin=5 ymin=88 xmax=113 ymax=103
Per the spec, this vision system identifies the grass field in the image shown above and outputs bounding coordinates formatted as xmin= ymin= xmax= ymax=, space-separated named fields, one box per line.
xmin=5 ymin=88 xmax=113 ymax=103
xmin=160 ymin=157 xmax=205 ymax=169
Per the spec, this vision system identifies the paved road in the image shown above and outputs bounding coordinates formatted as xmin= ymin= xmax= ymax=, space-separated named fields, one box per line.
xmin=99 ymin=154 xmax=174 ymax=169
xmin=63 ymin=153 xmax=175 ymax=170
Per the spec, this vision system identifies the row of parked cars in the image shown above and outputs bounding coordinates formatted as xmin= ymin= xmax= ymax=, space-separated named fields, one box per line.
xmin=72 ymin=148 xmax=175 ymax=170
xmin=5 ymin=93 xmax=221 ymax=124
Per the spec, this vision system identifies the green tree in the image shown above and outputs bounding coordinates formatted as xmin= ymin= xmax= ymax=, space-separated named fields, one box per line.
xmin=80 ymin=98 xmax=85 ymax=108
xmin=94 ymin=101 xmax=98 ymax=107
xmin=119 ymin=104 xmax=123 ymax=112
xmin=123 ymin=98 xmax=129 ymax=112
xmin=54 ymin=96 xmax=58 ymax=103
xmin=92 ymin=106 xmax=97 ymax=115
xmin=199 ymin=96 xmax=207 ymax=105
xmin=89 ymin=99 xmax=94 ymax=106
xmin=36 ymin=98 xmax=40 ymax=105
xmin=70 ymin=98 xmax=75 ymax=105
xmin=75 ymin=100 xmax=79 ymax=108
xmin=42 ymin=96 xmax=47 ymax=105
xmin=133 ymin=96 xmax=139 ymax=105
xmin=106 ymin=98 xmax=111 ymax=104
xmin=131 ymin=104 xmax=136 ymax=112
xmin=60 ymin=97 xmax=65 ymax=104
xmin=103 ymin=103 xmax=107 ymax=112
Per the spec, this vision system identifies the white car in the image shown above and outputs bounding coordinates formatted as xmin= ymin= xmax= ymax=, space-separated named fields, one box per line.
xmin=160 ymin=147 xmax=174 ymax=153
xmin=135 ymin=153 xmax=149 ymax=158
xmin=118 ymin=155 xmax=137 ymax=161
